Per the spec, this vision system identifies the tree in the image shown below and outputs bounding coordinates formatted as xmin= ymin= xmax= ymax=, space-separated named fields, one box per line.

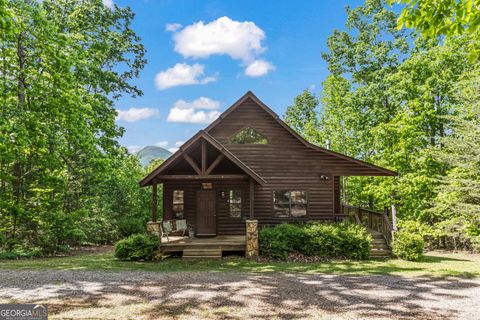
xmin=0 ymin=0 xmax=148 ymax=254
xmin=286 ymin=0 xmax=470 ymax=223
xmin=284 ymin=90 xmax=321 ymax=143
xmin=390 ymin=0 xmax=480 ymax=60
xmin=391 ymin=0 xmax=480 ymax=36
xmin=431 ymin=69 xmax=480 ymax=250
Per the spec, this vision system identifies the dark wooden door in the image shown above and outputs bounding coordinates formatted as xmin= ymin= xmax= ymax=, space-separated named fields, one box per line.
xmin=196 ymin=190 xmax=216 ymax=236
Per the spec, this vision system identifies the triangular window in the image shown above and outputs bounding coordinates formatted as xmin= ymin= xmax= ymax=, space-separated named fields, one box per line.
xmin=230 ymin=127 xmax=268 ymax=144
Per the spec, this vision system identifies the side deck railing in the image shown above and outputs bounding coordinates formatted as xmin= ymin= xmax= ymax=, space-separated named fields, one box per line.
xmin=338 ymin=203 xmax=394 ymax=246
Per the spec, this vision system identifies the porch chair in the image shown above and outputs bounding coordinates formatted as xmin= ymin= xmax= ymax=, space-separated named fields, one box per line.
xmin=161 ymin=220 xmax=173 ymax=242
xmin=161 ymin=219 xmax=189 ymax=241
xmin=175 ymin=219 xmax=188 ymax=237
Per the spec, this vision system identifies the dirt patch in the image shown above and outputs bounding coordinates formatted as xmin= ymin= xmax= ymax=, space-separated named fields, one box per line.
xmin=68 ymin=245 xmax=114 ymax=256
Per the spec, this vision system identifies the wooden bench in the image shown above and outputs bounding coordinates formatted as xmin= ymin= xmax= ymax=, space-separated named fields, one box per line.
xmin=161 ymin=219 xmax=188 ymax=241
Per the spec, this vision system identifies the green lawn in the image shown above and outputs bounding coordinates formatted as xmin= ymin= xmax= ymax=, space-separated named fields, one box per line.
xmin=1 ymin=250 xmax=479 ymax=278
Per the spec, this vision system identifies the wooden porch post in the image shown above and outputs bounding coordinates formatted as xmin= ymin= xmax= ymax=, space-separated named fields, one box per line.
xmin=249 ymin=177 xmax=254 ymax=218
xmin=391 ymin=204 xmax=397 ymax=231
xmin=152 ymin=182 xmax=158 ymax=222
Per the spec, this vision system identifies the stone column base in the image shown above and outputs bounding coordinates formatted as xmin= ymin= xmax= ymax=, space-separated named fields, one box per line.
xmin=245 ymin=219 xmax=259 ymax=259
xmin=146 ymin=221 xmax=161 ymax=238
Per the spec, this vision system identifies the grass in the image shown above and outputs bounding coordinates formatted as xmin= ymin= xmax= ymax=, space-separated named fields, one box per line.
xmin=0 ymin=250 xmax=479 ymax=278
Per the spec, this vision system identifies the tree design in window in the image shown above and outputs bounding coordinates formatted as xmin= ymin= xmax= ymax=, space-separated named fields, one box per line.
xmin=230 ymin=127 xmax=268 ymax=144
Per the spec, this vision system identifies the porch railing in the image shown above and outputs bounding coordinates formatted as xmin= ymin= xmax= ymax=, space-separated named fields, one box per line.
xmin=338 ymin=203 xmax=394 ymax=246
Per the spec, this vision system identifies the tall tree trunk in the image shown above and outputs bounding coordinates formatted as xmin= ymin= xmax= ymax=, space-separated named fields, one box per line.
xmin=11 ymin=31 xmax=27 ymax=238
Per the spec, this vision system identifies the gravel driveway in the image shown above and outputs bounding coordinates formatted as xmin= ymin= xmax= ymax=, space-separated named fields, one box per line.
xmin=0 ymin=270 xmax=479 ymax=319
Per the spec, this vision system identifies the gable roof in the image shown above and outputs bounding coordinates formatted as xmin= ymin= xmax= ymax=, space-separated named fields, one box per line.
xmin=206 ymin=91 xmax=398 ymax=177
xmin=139 ymin=130 xmax=267 ymax=187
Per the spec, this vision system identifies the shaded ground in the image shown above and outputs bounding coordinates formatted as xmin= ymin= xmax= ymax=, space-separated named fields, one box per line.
xmin=0 ymin=269 xmax=479 ymax=319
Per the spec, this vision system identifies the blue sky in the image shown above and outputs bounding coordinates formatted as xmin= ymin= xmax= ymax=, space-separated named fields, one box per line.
xmin=113 ymin=0 xmax=365 ymax=153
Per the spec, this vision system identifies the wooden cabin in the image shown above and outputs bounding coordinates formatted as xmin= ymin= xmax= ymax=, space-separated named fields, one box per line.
xmin=140 ymin=91 xmax=397 ymax=257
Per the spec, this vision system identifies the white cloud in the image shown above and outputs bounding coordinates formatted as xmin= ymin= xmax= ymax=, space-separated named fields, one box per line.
xmin=170 ymin=16 xmax=275 ymax=76
xmin=244 ymin=60 xmax=275 ymax=77
xmin=168 ymin=141 xmax=185 ymax=154
xmin=127 ymin=145 xmax=143 ymax=153
xmin=155 ymin=63 xmax=216 ymax=90
xmin=173 ymin=16 xmax=265 ymax=62
xmin=166 ymin=23 xmax=182 ymax=32
xmin=102 ymin=0 xmax=114 ymax=9
xmin=116 ymin=107 xmax=160 ymax=122
xmin=155 ymin=141 xmax=169 ymax=148
xmin=167 ymin=97 xmax=221 ymax=124
xmin=173 ymin=97 xmax=220 ymax=110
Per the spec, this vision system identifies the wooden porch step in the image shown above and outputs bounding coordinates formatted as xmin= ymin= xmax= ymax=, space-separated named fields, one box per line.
xmin=182 ymin=248 xmax=222 ymax=260
xmin=372 ymin=244 xmax=390 ymax=250
xmin=368 ymin=229 xmax=391 ymax=258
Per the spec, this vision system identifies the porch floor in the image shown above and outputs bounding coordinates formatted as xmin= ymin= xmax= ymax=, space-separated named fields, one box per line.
xmin=160 ymin=235 xmax=246 ymax=253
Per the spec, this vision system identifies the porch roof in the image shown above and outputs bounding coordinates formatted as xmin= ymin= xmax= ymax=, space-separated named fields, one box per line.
xmin=139 ymin=130 xmax=266 ymax=187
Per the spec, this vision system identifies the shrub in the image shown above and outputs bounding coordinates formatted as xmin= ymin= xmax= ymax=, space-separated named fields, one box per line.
xmin=337 ymin=223 xmax=372 ymax=260
xmin=259 ymin=223 xmax=306 ymax=259
xmin=117 ymin=217 xmax=147 ymax=238
xmin=114 ymin=234 xmax=159 ymax=261
xmin=0 ymin=246 xmax=42 ymax=260
xmin=392 ymin=231 xmax=424 ymax=261
xmin=259 ymin=222 xmax=371 ymax=260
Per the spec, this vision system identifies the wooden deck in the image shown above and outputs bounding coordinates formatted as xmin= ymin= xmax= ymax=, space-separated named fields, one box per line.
xmin=160 ymin=235 xmax=246 ymax=254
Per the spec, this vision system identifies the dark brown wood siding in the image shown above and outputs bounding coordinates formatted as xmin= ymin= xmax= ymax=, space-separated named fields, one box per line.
xmin=208 ymin=98 xmax=336 ymax=226
xmin=163 ymin=180 xmax=248 ymax=235
xmin=333 ymin=176 xmax=340 ymax=214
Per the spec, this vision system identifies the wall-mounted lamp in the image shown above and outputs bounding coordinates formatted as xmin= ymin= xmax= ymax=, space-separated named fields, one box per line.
xmin=319 ymin=175 xmax=329 ymax=181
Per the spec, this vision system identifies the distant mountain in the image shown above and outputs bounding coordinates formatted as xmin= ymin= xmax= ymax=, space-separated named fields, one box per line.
xmin=136 ymin=146 xmax=172 ymax=167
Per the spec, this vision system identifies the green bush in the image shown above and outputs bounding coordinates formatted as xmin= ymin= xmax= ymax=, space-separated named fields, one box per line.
xmin=114 ymin=234 xmax=159 ymax=261
xmin=392 ymin=231 xmax=424 ymax=261
xmin=259 ymin=223 xmax=307 ymax=259
xmin=338 ymin=223 xmax=372 ymax=260
xmin=117 ymin=217 xmax=147 ymax=238
xmin=259 ymin=222 xmax=371 ymax=260
xmin=0 ymin=246 xmax=42 ymax=260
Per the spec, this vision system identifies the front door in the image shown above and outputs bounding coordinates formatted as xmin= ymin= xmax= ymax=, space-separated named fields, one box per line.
xmin=196 ymin=190 xmax=216 ymax=236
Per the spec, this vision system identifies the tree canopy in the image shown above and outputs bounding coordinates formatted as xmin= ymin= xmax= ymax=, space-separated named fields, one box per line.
xmin=285 ymin=0 xmax=479 ymax=250
xmin=0 ymin=0 xmax=151 ymax=255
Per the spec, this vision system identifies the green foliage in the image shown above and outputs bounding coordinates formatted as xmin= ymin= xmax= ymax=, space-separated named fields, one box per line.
xmin=259 ymin=224 xmax=307 ymax=259
xmin=392 ymin=231 xmax=425 ymax=261
xmin=0 ymin=247 xmax=42 ymax=260
xmin=0 ymin=0 xmax=151 ymax=253
xmin=259 ymin=223 xmax=371 ymax=260
xmin=284 ymin=90 xmax=321 ymax=143
xmin=114 ymin=234 xmax=160 ymax=261
xmin=390 ymin=0 xmax=480 ymax=61
xmin=429 ymin=70 xmax=480 ymax=251
xmin=284 ymin=0 xmax=477 ymax=252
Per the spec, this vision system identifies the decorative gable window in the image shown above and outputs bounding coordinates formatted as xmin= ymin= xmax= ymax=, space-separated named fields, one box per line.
xmin=230 ymin=127 xmax=268 ymax=144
